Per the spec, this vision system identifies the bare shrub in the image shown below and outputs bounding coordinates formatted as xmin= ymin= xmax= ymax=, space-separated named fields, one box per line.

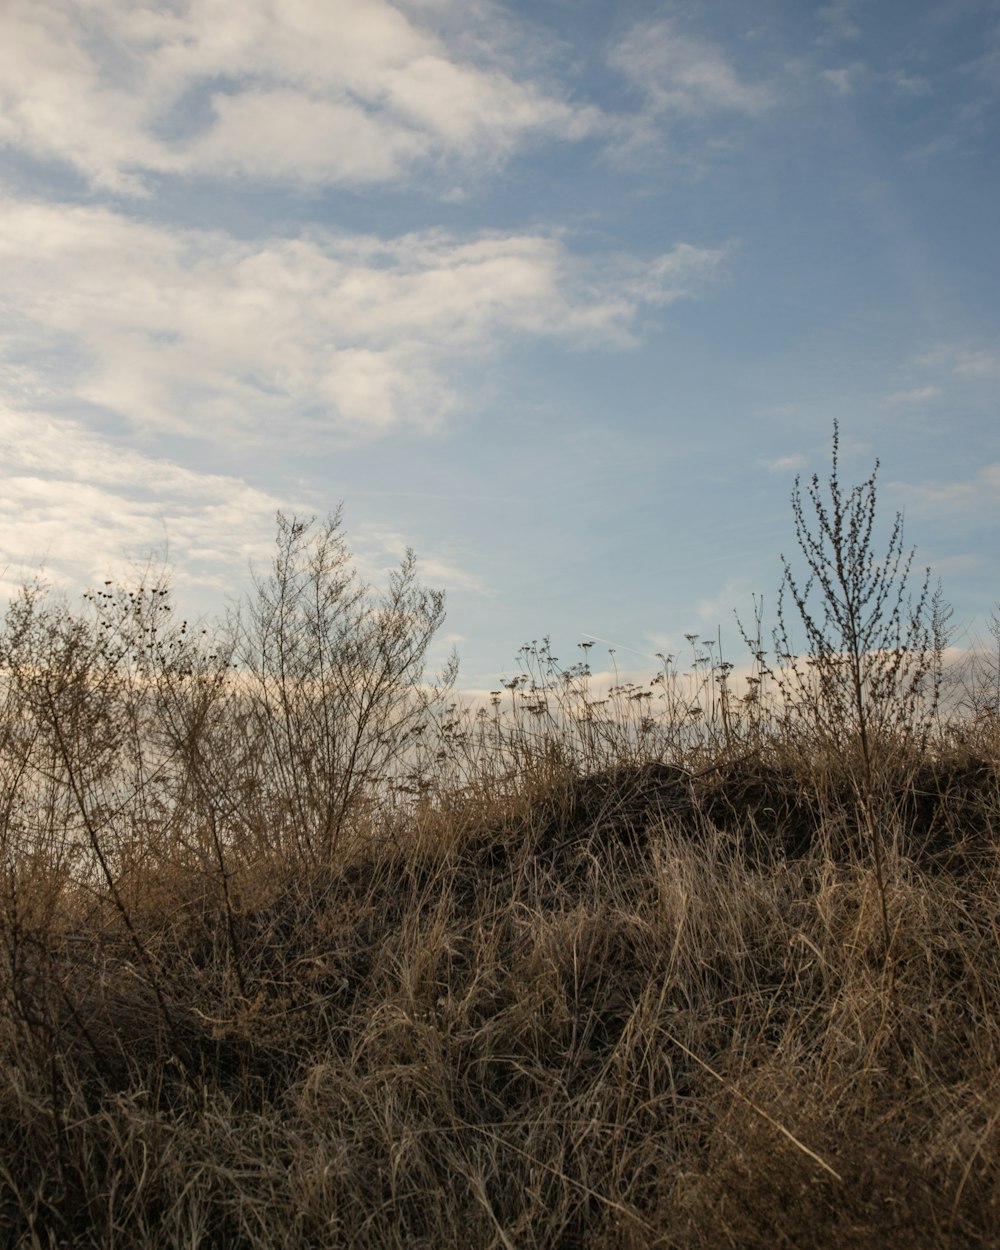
xmin=221 ymin=511 xmax=450 ymax=865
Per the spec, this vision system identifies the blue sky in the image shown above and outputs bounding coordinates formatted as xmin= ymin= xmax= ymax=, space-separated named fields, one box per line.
xmin=0 ymin=0 xmax=997 ymax=689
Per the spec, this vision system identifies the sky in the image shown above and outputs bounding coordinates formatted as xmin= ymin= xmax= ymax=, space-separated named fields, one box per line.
xmin=0 ymin=0 xmax=998 ymax=690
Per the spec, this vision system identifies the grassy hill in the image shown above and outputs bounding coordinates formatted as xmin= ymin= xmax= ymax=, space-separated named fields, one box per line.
xmin=2 ymin=447 xmax=999 ymax=1247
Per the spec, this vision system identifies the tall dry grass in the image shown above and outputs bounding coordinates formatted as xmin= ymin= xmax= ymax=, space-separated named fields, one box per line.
xmin=1 ymin=460 xmax=999 ymax=1248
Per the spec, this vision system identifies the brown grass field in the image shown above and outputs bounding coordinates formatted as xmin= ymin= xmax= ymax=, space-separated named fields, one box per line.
xmin=2 ymin=446 xmax=999 ymax=1248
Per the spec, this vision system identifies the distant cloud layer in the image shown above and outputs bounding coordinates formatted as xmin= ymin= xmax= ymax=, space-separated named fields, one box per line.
xmin=0 ymin=198 xmax=724 ymax=439
xmin=0 ymin=0 xmax=994 ymax=677
xmin=0 ymin=401 xmax=494 ymax=599
xmin=0 ymin=402 xmax=289 ymax=596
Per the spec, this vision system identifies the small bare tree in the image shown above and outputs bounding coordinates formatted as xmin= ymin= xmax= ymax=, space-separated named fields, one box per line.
xmin=225 ymin=511 xmax=450 ymax=862
xmin=773 ymin=422 xmax=948 ymax=757
xmin=958 ymin=604 xmax=1000 ymax=722
xmin=764 ymin=422 xmax=950 ymax=969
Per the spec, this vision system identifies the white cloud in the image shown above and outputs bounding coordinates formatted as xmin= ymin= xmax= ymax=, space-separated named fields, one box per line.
xmin=0 ymin=0 xmax=600 ymax=192
xmin=0 ymin=404 xmax=292 ymax=599
xmin=917 ymin=343 xmax=1000 ymax=380
xmin=900 ymin=463 xmax=1000 ymax=512
xmin=0 ymin=197 xmax=725 ymax=441
xmin=0 ymin=402 xmax=492 ymax=610
xmin=882 ymin=385 xmax=943 ymax=406
xmin=820 ymin=65 xmax=862 ymax=94
xmin=610 ymin=20 xmax=772 ymax=119
xmin=952 ymin=350 xmax=1000 ymax=379
xmin=357 ymin=524 xmax=493 ymax=596
xmin=890 ymin=71 xmax=931 ymax=97
xmin=621 ymin=243 xmax=728 ymax=306
xmin=188 ymin=89 xmax=432 ymax=185
xmin=0 ymin=1 xmax=152 ymax=194
xmin=761 ymin=454 xmax=806 ymax=472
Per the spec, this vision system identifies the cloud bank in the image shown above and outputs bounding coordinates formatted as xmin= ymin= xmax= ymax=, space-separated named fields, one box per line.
xmin=0 ymin=198 xmax=725 ymax=440
xmin=0 ymin=0 xmax=601 ymax=193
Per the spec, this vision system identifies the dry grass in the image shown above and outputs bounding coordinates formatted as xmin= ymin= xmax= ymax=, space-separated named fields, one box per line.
xmin=1 ymin=507 xmax=999 ymax=1248
xmin=3 ymin=702 xmax=999 ymax=1248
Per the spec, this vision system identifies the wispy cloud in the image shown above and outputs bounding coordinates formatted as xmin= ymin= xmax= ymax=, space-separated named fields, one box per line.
xmin=357 ymin=524 xmax=493 ymax=597
xmin=0 ymin=197 xmax=725 ymax=441
xmin=882 ymin=385 xmax=943 ymax=406
xmin=761 ymin=454 xmax=806 ymax=472
xmin=820 ymin=64 xmax=863 ymax=94
xmin=917 ymin=343 xmax=1000 ymax=380
xmin=900 ymin=462 xmax=1000 ymax=512
xmin=951 ymin=349 xmax=1000 ymax=379
xmin=889 ymin=70 xmax=932 ymax=97
xmin=815 ymin=1 xmax=862 ymax=45
xmin=610 ymin=19 xmax=773 ymax=120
